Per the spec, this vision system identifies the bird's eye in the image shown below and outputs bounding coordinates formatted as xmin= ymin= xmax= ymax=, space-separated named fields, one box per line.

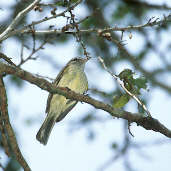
xmin=70 ymin=58 xmax=79 ymax=63
xmin=73 ymin=58 xmax=78 ymax=61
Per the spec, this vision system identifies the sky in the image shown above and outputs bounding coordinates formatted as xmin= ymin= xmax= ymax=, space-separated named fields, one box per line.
xmin=0 ymin=0 xmax=171 ymax=171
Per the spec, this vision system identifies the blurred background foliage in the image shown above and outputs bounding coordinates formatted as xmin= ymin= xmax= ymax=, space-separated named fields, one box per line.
xmin=0 ymin=0 xmax=170 ymax=170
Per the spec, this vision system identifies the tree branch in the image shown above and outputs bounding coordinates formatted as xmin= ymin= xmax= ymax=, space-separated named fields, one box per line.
xmin=18 ymin=39 xmax=47 ymax=67
xmin=0 ymin=114 xmax=10 ymax=157
xmin=0 ymin=52 xmax=17 ymax=67
xmin=0 ymin=59 xmax=170 ymax=138
xmin=0 ymin=0 xmax=41 ymax=42
xmin=1 ymin=13 xmax=170 ymax=41
xmin=98 ymin=56 xmax=151 ymax=117
xmin=0 ymin=0 xmax=83 ymax=42
xmin=0 ymin=77 xmax=31 ymax=171
xmin=21 ymin=14 xmax=171 ymax=36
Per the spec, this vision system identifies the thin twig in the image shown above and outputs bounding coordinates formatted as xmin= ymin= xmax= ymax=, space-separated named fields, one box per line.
xmin=97 ymin=15 xmax=170 ymax=34
xmin=69 ymin=9 xmax=90 ymax=58
xmin=20 ymin=39 xmax=24 ymax=62
xmin=29 ymin=0 xmax=82 ymax=28
xmin=0 ymin=0 xmax=41 ymax=41
xmin=98 ymin=56 xmax=151 ymax=117
xmin=0 ymin=52 xmax=16 ymax=66
xmin=18 ymin=39 xmax=47 ymax=67
xmin=0 ymin=0 xmax=83 ymax=42
xmin=31 ymin=26 xmax=36 ymax=52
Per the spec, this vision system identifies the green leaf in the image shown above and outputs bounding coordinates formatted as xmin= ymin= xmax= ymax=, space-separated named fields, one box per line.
xmin=118 ymin=69 xmax=134 ymax=81
xmin=118 ymin=69 xmax=148 ymax=95
xmin=70 ymin=0 xmax=79 ymax=3
xmin=56 ymin=1 xmax=64 ymax=6
xmin=81 ymin=17 xmax=98 ymax=28
xmin=113 ymin=94 xmax=130 ymax=108
xmin=56 ymin=0 xmax=79 ymax=7
xmin=134 ymin=77 xmax=147 ymax=89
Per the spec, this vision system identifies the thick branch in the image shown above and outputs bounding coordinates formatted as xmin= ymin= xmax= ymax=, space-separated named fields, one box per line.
xmin=0 ymin=77 xmax=31 ymax=171
xmin=0 ymin=61 xmax=170 ymax=138
xmin=0 ymin=114 xmax=10 ymax=157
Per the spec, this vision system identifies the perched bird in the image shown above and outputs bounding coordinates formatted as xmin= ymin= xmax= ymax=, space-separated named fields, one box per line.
xmin=36 ymin=57 xmax=89 ymax=145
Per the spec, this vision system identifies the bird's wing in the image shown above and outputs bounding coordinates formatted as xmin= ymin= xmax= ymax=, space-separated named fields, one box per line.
xmin=45 ymin=65 xmax=69 ymax=113
xmin=56 ymin=100 xmax=77 ymax=122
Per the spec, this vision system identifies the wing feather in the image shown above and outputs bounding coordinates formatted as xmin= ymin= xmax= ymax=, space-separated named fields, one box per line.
xmin=45 ymin=64 xmax=69 ymax=113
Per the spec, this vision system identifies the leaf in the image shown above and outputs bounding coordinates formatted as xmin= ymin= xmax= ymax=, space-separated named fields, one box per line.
xmin=118 ymin=69 xmax=134 ymax=81
xmin=70 ymin=0 xmax=79 ymax=3
xmin=118 ymin=69 xmax=148 ymax=95
xmin=134 ymin=77 xmax=147 ymax=90
xmin=113 ymin=94 xmax=130 ymax=108
xmin=55 ymin=1 xmax=64 ymax=6
xmin=138 ymin=100 xmax=148 ymax=116
xmin=81 ymin=17 xmax=98 ymax=28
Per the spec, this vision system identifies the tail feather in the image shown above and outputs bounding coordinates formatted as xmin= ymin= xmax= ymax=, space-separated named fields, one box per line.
xmin=36 ymin=115 xmax=56 ymax=145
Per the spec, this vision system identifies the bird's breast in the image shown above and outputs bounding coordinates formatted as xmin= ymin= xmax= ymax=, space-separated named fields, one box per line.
xmin=58 ymin=69 xmax=88 ymax=94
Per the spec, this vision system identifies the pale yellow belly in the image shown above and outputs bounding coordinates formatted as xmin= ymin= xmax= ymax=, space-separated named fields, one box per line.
xmin=49 ymin=70 xmax=88 ymax=115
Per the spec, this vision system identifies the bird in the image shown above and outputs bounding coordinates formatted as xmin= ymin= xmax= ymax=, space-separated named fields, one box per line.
xmin=36 ymin=57 xmax=89 ymax=145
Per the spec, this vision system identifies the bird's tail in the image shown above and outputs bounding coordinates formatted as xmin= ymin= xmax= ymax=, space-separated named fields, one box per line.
xmin=36 ymin=114 xmax=56 ymax=145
